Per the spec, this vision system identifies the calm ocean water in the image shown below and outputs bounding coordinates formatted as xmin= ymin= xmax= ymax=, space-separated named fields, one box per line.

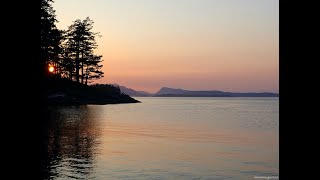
xmin=41 ymin=97 xmax=279 ymax=180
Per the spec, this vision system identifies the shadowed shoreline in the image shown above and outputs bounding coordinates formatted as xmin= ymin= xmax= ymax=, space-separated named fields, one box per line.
xmin=46 ymin=75 xmax=140 ymax=106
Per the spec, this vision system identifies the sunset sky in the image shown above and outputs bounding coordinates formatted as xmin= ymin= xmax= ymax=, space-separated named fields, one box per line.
xmin=53 ymin=0 xmax=279 ymax=93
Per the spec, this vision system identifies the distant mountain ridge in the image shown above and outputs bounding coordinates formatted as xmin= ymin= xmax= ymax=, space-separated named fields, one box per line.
xmin=155 ymin=87 xmax=228 ymax=96
xmin=115 ymin=85 xmax=278 ymax=97
xmin=154 ymin=87 xmax=278 ymax=97
xmin=113 ymin=84 xmax=153 ymax=97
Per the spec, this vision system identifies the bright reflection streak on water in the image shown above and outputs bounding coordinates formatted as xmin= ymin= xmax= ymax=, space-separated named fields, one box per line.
xmin=41 ymin=97 xmax=278 ymax=180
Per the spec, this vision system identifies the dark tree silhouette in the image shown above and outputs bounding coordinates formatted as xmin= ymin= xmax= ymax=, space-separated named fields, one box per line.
xmin=41 ymin=1 xmax=104 ymax=84
xmin=40 ymin=0 xmax=62 ymax=75
xmin=84 ymin=55 xmax=104 ymax=85
xmin=40 ymin=0 xmax=137 ymax=107
xmin=64 ymin=17 xmax=103 ymax=84
xmin=59 ymin=30 xmax=75 ymax=80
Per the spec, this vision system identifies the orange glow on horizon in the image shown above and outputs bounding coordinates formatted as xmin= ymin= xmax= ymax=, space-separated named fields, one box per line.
xmin=53 ymin=0 xmax=279 ymax=93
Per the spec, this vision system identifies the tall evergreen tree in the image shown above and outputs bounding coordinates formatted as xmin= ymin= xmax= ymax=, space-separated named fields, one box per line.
xmin=65 ymin=17 xmax=103 ymax=83
xmin=41 ymin=1 xmax=104 ymax=84
xmin=40 ymin=0 xmax=61 ymax=75
xmin=59 ymin=30 xmax=74 ymax=80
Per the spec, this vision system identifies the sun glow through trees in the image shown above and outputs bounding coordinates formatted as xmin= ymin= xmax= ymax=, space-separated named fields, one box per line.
xmin=49 ymin=66 xmax=54 ymax=73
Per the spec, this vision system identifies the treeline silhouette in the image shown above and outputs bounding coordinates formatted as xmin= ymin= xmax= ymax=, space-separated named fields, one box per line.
xmin=41 ymin=0 xmax=102 ymax=84
xmin=47 ymin=76 xmax=139 ymax=105
xmin=41 ymin=0 xmax=138 ymax=104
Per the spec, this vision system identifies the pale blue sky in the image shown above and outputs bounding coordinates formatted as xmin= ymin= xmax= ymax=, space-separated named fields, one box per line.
xmin=53 ymin=0 xmax=279 ymax=93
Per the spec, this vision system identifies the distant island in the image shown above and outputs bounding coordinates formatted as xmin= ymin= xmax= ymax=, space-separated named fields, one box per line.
xmin=113 ymin=84 xmax=154 ymax=97
xmin=116 ymin=85 xmax=279 ymax=97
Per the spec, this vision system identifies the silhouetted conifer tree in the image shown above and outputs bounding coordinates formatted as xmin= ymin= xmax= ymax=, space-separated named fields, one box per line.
xmin=40 ymin=0 xmax=62 ymax=75
xmin=64 ymin=17 xmax=103 ymax=83
xmin=41 ymin=1 xmax=104 ymax=84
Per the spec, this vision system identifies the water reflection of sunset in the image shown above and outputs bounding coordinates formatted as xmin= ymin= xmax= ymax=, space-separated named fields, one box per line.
xmin=43 ymin=106 xmax=102 ymax=179
xmin=42 ymin=97 xmax=278 ymax=179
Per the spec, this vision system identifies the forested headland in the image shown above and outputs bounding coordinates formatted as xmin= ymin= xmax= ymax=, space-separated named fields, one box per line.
xmin=41 ymin=0 xmax=139 ymax=105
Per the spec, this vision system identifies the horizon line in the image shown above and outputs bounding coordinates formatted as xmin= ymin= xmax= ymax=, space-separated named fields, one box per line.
xmin=103 ymin=83 xmax=279 ymax=94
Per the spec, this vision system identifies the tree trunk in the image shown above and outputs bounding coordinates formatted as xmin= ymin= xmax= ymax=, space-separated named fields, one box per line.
xmin=75 ymin=58 xmax=79 ymax=82
xmin=81 ymin=52 xmax=84 ymax=84
xmin=75 ymin=42 xmax=80 ymax=82
xmin=69 ymin=65 xmax=73 ymax=80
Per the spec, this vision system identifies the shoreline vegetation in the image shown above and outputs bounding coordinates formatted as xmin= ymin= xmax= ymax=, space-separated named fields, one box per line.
xmin=41 ymin=0 xmax=137 ymax=106
xmin=46 ymin=75 xmax=140 ymax=106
